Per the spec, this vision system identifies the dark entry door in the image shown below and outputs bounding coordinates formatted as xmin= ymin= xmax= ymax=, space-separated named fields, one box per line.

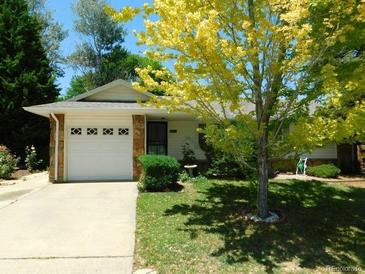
xmin=147 ymin=122 xmax=167 ymax=155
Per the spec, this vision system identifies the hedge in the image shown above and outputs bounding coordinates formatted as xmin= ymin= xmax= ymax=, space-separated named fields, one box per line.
xmin=307 ymin=164 xmax=341 ymax=178
xmin=138 ymin=155 xmax=180 ymax=191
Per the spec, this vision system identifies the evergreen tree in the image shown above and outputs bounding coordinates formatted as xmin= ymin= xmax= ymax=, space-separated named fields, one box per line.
xmin=0 ymin=0 xmax=58 ymax=164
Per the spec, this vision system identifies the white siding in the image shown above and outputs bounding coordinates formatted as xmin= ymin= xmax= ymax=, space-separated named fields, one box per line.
xmin=64 ymin=114 xmax=133 ymax=181
xmin=167 ymin=121 xmax=206 ymax=160
xmin=85 ymin=86 xmax=149 ymax=102
xmin=303 ymin=143 xmax=337 ymax=159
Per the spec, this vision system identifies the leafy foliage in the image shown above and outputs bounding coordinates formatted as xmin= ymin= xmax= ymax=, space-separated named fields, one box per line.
xmin=0 ymin=0 xmax=58 ymax=164
xmin=68 ymin=0 xmax=126 ymax=78
xmin=181 ymin=142 xmax=197 ymax=166
xmin=199 ymin=124 xmax=256 ymax=179
xmin=307 ymin=164 xmax=341 ymax=178
xmin=63 ymin=53 xmax=164 ymax=100
xmin=138 ymin=155 xmax=180 ymax=192
xmin=288 ymin=1 xmax=365 ymax=147
xmin=67 ymin=0 xmax=164 ymax=98
xmin=62 ymin=74 xmax=95 ymax=100
xmin=109 ymin=0 xmax=364 ymax=217
xmin=25 ymin=145 xmax=42 ymax=172
xmin=0 ymin=145 xmax=19 ymax=179
xmin=205 ymin=151 xmax=253 ymax=179
xmin=26 ymin=0 xmax=68 ymax=77
xmin=178 ymin=170 xmax=190 ymax=183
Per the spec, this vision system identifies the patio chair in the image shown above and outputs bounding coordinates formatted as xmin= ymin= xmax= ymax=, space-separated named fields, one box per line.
xmin=296 ymin=157 xmax=308 ymax=175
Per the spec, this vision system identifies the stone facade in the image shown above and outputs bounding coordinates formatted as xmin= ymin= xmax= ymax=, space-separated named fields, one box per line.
xmin=132 ymin=115 xmax=145 ymax=180
xmin=49 ymin=114 xmax=65 ymax=182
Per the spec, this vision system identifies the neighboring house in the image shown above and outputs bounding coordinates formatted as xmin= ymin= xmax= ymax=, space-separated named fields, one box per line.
xmin=24 ymin=79 xmax=361 ymax=182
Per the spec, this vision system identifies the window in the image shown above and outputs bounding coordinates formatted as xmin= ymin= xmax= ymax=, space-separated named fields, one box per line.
xmin=147 ymin=122 xmax=167 ymax=155
xmin=71 ymin=128 xmax=82 ymax=135
xmin=118 ymin=128 xmax=129 ymax=136
xmin=103 ymin=128 xmax=114 ymax=135
xmin=87 ymin=128 xmax=98 ymax=135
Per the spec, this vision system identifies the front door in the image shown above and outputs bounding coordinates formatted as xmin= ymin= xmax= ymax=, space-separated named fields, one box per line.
xmin=147 ymin=122 xmax=167 ymax=155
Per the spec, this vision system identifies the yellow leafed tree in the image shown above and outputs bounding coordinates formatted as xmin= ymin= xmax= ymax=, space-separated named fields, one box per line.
xmin=107 ymin=0 xmax=365 ymax=219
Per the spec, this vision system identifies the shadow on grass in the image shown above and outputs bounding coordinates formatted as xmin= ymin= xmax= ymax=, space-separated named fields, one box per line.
xmin=164 ymin=179 xmax=365 ymax=272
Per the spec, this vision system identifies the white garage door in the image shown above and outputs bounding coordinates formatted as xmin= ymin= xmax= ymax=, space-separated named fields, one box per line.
xmin=67 ymin=121 xmax=133 ymax=181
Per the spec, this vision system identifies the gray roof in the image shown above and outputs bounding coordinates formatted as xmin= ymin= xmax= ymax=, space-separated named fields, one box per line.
xmin=28 ymin=101 xmax=153 ymax=109
xmin=23 ymin=101 xmax=167 ymax=117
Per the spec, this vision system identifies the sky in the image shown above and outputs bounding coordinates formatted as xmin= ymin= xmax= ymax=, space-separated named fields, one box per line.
xmin=45 ymin=0 xmax=150 ymax=95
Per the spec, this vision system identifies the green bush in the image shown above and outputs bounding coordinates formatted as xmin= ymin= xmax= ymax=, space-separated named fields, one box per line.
xmin=0 ymin=145 xmax=19 ymax=179
xmin=307 ymin=164 xmax=341 ymax=178
xmin=138 ymin=155 xmax=180 ymax=191
xmin=190 ymin=175 xmax=208 ymax=184
xmin=178 ymin=170 xmax=191 ymax=183
xmin=181 ymin=142 xmax=197 ymax=166
xmin=205 ymin=151 xmax=254 ymax=179
xmin=25 ymin=145 xmax=43 ymax=172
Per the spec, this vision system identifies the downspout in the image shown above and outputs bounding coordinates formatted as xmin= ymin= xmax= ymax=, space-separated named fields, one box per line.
xmin=50 ymin=113 xmax=59 ymax=181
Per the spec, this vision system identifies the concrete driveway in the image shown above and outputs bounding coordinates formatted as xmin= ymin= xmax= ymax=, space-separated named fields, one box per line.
xmin=0 ymin=181 xmax=138 ymax=274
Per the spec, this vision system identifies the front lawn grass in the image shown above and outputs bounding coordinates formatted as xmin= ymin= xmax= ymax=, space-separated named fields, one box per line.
xmin=134 ymin=179 xmax=365 ymax=273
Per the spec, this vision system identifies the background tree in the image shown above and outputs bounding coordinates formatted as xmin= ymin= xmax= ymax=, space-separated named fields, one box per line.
xmin=108 ymin=0 xmax=364 ymax=219
xmin=68 ymin=0 xmax=127 ymax=87
xmin=63 ymin=53 xmax=164 ymax=99
xmin=62 ymin=74 xmax=94 ymax=100
xmin=26 ymin=0 xmax=68 ymax=77
xmin=0 ymin=0 xmax=58 ymax=164
xmin=66 ymin=0 xmax=164 ymax=99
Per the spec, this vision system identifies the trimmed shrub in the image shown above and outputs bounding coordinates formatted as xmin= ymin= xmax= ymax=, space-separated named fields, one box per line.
xmin=138 ymin=155 xmax=180 ymax=191
xmin=0 ymin=145 xmax=19 ymax=179
xmin=307 ymin=164 xmax=341 ymax=178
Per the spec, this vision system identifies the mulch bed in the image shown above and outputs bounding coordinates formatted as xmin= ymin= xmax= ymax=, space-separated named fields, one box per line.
xmin=242 ymin=208 xmax=286 ymax=224
xmin=0 ymin=169 xmax=32 ymax=183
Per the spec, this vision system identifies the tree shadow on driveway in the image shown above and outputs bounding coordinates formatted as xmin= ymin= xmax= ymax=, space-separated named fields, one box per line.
xmin=164 ymin=180 xmax=365 ymax=273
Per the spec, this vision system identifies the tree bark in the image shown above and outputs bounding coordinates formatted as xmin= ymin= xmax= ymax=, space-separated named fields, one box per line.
xmin=256 ymin=130 xmax=269 ymax=219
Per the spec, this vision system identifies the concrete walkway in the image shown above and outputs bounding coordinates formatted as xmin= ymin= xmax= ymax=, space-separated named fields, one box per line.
xmin=0 ymin=172 xmax=49 ymax=209
xmin=0 ymin=181 xmax=138 ymax=274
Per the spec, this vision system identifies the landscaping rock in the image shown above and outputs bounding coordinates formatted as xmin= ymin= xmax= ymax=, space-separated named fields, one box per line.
xmin=248 ymin=211 xmax=280 ymax=223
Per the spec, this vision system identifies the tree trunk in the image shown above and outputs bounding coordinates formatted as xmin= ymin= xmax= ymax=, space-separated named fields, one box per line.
xmin=256 ymin=131 xmax=269 ymax=219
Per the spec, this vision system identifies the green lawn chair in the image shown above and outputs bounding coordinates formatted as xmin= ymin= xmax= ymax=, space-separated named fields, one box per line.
xmin=296 ymin=157 xmax=308 ymax=175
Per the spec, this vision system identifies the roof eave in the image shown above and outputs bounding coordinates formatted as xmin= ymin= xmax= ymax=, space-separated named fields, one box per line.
xmin=23 ymin=106 xmax=168 ymax=116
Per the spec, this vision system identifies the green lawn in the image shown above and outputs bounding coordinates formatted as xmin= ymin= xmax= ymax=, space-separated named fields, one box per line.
xmin=134 ymin=179 xmax=365 ymax=273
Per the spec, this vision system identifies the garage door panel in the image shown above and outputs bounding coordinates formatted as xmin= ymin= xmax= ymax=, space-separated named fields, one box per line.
xmin=67 ymin=124 xmax=133 ymax=181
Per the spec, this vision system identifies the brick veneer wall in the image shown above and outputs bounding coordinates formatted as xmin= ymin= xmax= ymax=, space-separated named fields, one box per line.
xmin=49 ymin=114 xmax=65 ymax=182
xmin=132 ymin=115 xmax=145 ymax=180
